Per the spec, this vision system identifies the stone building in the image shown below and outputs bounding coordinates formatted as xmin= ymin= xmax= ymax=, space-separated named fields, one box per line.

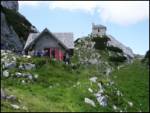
xmin=91 ymin=23 xmax=107 ymax=37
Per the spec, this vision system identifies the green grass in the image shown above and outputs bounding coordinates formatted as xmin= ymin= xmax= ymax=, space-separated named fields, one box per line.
xmin=1 ymin=56 xmax=149 ymax=112
xmin=111 ymin=60 xmax=149 ymax=112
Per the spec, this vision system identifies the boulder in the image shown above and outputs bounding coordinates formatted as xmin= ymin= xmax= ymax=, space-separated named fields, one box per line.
xmin=89 ymin=77 xmax=97 ymax=83
xmin=95 ymin=92 xmax=107 ymax=107
xmin=11 ymin=104 xmax=20 ymax=110
xmin=88 ymin=88 xmax=93 ymax=93
xmin=6 ymin=95 xmax=17 ymax=101
xmin=3 ymin=70 xmax=9 ymax=77
xmin=22 ymin=73 xmax=33 ymax=80
xmin=15 ymin=72 xmax=22 ymax=77
xmin=84 ymin=98 xmax=96 ymax=107
xmin=23 ymin=63 xmax=35 ymax=70
xmin=4 ymin=61 xmax=16 ymax=69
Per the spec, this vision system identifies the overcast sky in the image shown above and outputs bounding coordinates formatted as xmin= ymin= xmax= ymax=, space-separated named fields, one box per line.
xmin=19 ymin=1 xmax=149 ymax=55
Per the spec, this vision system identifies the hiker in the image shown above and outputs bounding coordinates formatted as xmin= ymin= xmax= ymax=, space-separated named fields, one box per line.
xmin=65 ymin=52 xmax=70 ymax=64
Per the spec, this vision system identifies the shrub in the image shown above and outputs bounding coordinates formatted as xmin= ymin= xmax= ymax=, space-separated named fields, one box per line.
xmin=107 ymin=46 xmax=123 ymax=53
xmin=109 ymin=56 xmax=127 ymax=62
xmin=92 ymin=35 xmax=110 ymax=50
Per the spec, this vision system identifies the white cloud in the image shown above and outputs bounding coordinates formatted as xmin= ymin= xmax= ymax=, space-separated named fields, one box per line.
xmin=19 ymin=1 xmax=149 ymax=26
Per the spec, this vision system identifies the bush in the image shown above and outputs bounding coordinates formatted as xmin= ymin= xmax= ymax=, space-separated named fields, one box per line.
xmin=92 ymin=35 xmax=110 ymax=50
xmin=109 ymin=56 xmax=127 ymax=62
xmin=107 ymin=46 xmax=123 ymax=53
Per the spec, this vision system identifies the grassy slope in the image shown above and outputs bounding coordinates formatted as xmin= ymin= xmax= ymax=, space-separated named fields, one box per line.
xmin=111 ymin=60 xmax=149 ymax=112
xmin=1 ymin=57 xmax=149 ymax=112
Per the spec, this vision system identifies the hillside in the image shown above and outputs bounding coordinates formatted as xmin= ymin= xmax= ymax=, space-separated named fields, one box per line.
xmin=1 ymin=1 xmax=149 ymax=112
xmin=1 ymin=49 xmax=149 ymax=112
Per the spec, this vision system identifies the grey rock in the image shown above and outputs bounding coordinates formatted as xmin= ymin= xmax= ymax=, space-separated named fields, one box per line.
xmin=28 ymin=75 xmax=33 ymax=80
xmin=84 ymin=98 xmax=96 ymax=107
xmin=15 ymin=72 xmax=22 ymax=77
xmin=11 ymin=104 xmax=20 ymax=109
xmin=23 ymin=63 xmax=35 ymax=70
xmin=107 ymin=35 xmax=134 ymax=59
xmin=6 ymin=95 xmax=17 ymax=101
xmin=18 ymin=65 xmax=24 ymax=70
xmin=1 ymin=12 xmax=23 ymax=51
xmin=3 ymin=70 xmax=9 ymax=77
xmin=89 ymin=77 xmax=97 ymax=83
xmin=4 ymin=61 xmax=16 ymax=69
xmin=1 ymin=1 xmax=18 ymax=11
xmin=1 ymin=88 xmax=6 ymax=99
xmin=88 ymin=88 xmax=93 ymax=93
xmin=105 ymin=68 xmax=111 ymax=76
xmin=95 ymin=92 xmax=107 ymax=107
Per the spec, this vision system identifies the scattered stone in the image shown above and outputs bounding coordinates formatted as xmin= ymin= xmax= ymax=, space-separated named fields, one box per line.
xmin=1 ymin=88 xmax=6 ymax=99
xmin=21 ymin=80 xmax=25 ymax=84
xmin=116 ymin=90 xmax=123 ymax=96
xmin=106 ymin=68 xmax=111 ymax=76
xmin=28 ymin=75 xmax=33 ymax=80
xmin=4 ymin=61 xmax=16 ymax=69
xmin=88 ymin=88 xmax=93 ymax=93
xmin=22 ymin=106 xmax=28 ymax=111
xmin=23 ymin=63 xmax=35 ymax=70
xmin=6 ymin=95 xmax=17 ymax=101
xmin=89 ymin=77 xmax=97 ymax=83
xmin=113 ymin=105 xmax=117 ymax=110
xmin=26 ymin=55 xmax=31 ymax=59
xmin=18 ymin=65 xmax=24 ymax=70
xmin=84 ymin=98 xmax=96 ymax=107
xmin=34 ymin=74 xmax=38 ymax=79
xmin=15 ymin=72 xmax=22 ymax=77
xmin=23 ymin=55 xmax=31 ymax=59
xmin=3 ymin=70 xmax=9 ymax=77
xmin=11 ymin=104 xmax=20 ymax=109
xmin=95 ymin=92 xmax=107 ymax=107
xmin=128 ymin=101 xmax=133 ymax=107
xmin=23 ymin=73 xmax=33 ymax=79
xmin=97 ymin=82 xmax=104 ymax=93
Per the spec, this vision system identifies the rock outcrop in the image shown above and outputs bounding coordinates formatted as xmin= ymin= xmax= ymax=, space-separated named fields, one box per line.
xmin=1 ymin=1 xmax=18 ymax=11
xmin=107 ymin=35 xmax=134 ymax=58
xmin=1 ymin=1 xmax=39 ymax=52
xmin=1 ymin=12 xmax=23 ymax=51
